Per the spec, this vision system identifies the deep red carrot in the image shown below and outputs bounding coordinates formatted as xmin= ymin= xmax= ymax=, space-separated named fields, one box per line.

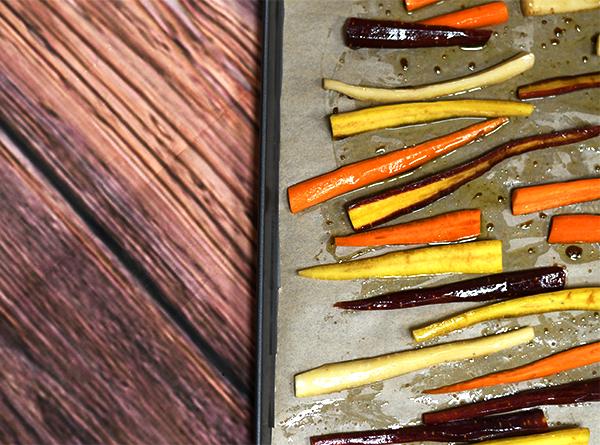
xmin=310 ymin=409 xmax=548 ymax=445
xmin=288 ymin=118 xmax=507 ymax=213
xmin=349 ymin=126 xmax=600 ymax=231
xmin=425 ymin=342 xmax=600 ymax=394
xmin=422 ymin=378 xmax=600 ymax=424
xmin=419 ymin=2 xmax=509 ymax=29
xmin=549 ymin=215 xmax=600 ymax=243
xmin=512 ymin=178 xmax=600 ymax=215
xmin=518 ymin=72 xmax=600 ymax=99
xmin=334 ymin=210 xmax=480 ymax=247
xmin=334 ymin=266 xmax=566 ymax=310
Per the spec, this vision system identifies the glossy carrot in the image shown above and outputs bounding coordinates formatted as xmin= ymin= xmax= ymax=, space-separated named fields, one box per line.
xmin=334 ymin=210 xmax=481 ymax=246
xmin=405 ymin=0 xmax=443 ymax=11
xmin=517 ymin=72 xmax=600 ymax=99
xmin=310 ymin=410 xmax=549 ymax=445
xmin=288 ymin=119 xmax=507 ymax=213
xmin=422 ymin=378 xmax=600 ymax=424
xmin=331 ymin=100 xmax=530 ymax=139
xmin=419 ymin=2 xmax=509 ymax=29
xmin=521 ymin=0 xmax=600 ymax=16
xmin=298 ymin=240 xmax=502 ymax=280
xmin=425 ymin=342 xmax=600 ymax=394
xmin=512 ymin=178 xmax=600 ymax=215
xmin=412 ymin=288 xmax=600 ymax=342
xmin=334 ymin=266 xmax=566 ymax=310
xmin=348 ymin=126 xmax=600 ymax=231
xmin=476 ymin=429 xmax=590 ymax=445
xmin=295 ymin=328 xmax=534 ymax=397
xmin=549 ymin=214 xmax=600 ymax=243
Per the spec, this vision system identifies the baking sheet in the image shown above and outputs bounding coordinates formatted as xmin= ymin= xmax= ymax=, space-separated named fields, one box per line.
xmin=274 ymin=1 xmax=600 ymax=443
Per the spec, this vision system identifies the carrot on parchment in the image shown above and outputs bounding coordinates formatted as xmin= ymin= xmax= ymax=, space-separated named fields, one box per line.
xmin=425 ymin=341 xmax=600 ymax=394
xmin=512 ymin=177 xmax=600 ymax=215
xmin=419 ymin=2 xmax=509 ymax=29
xmin=405 ymin=0 xmax=443 ymax=12
xmin=334 ymin=210 xmax=481 ymax=247
xmin=287 ymin=118 xmax=507 ymax=214
xmin=549 ymin=214 xmax=600 ymax=243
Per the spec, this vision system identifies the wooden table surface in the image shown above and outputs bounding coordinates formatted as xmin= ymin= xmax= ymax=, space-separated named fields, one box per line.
xmin=0 ymin=1 xmax=259 ymax=443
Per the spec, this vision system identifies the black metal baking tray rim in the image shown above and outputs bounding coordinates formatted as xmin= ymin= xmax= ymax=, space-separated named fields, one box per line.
xmin=255 ymin=1 xmax=283 ymax=444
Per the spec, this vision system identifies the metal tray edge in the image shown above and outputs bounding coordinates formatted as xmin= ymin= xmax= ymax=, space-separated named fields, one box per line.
xmin=255 ymin=1 xmax=283 ymax=444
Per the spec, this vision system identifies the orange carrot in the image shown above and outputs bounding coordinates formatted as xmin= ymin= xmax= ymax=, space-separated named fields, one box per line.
xmin=419 ymin=2 xmax=509 ymax=29
xmin=425 ymin=342 xmax=600 ymax=394
xmin=335 ymin=210 xmax=481 ymax=247
xmin=288 ymin=118 xmax=507 ymax=214
xmin=549 ymin=214 xmax=600 ymax=243
xmin=512 ymin=178 xmax=600 ymax=215
xmin=405 ymin=0 xmax=443 ymax=11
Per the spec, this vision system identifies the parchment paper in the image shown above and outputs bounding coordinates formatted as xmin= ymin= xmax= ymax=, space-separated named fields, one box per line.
xmin=274 ymin=1 xmax=600 ymax=443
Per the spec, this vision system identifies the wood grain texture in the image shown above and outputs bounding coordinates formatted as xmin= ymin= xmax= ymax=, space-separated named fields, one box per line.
xmin=0 ymin=0 xmax=260 ymax=443
xmin=0 ymin=0 xmax=259 ymax=390
xmin=0 ymin=131 xmax=251 ymax=444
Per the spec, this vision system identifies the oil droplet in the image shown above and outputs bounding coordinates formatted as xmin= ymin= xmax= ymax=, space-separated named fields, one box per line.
xmin=375 ymin=146 xmax=386 ymax=154
xmin=340 ymin=154 xmax=346 ymax=161
xmin=442 ymin=54 xmax=448 ymax=60
xmin=493 ymin=31 xmax=499 ymax=37
xmin=325 ymin=220 xmax=333 ymax=226
xmin=566 ymin=245 xmax=583 ymax=260
xmin=486 ymin=223 xmax=495 ymax=232
xmin=528 ymin=248 xmax=535 ymax=254
xmin=497 ymin=196 xmax=505 ymax=203
xmin=541 ymin=19 xmax=547 ymax=25
xmin=544 ymin=328 xmax=549 ymax=335
xmin=595 ymin=165 xmax=600 ymax=173
xmin=400 ymin=58 xmax=409 ymax=71
xmin=468 ymin=62 xmax=476 ymax=71
xmin=332 ymin=107 xmax=339 ymax=114
xmin=550 ymin=39 xmax=560 ymax=46
xmin=541 ymin=43 xmax=547 ymax=49
xmin=519 ymin=220 xmax=533 ymax=230
xmin=539 ymin=212 xmax=548 ymax=219
xmin=554 ymin=27 xmax=564 ymax=37
xmin=563 ymin=17 xmax=572 ymax=24
xmin=434 ymin=66 xmax=442 ymax=75
xmin=378 ymin=3 xmax=384 ymax=9
xmin=582 ymin=56 xmax=588 ymax=64
xmin=575 ymin=24 xmax=581 ymax=32
xmin=473 ymin=192 xmax=482 ymax=199
xmin=385 ymin=9 xmax=391 ymax=16
xmin=533 ymin=161 xmax=539 ymax=167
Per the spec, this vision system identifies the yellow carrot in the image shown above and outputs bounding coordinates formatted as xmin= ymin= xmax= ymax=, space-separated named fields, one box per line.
xmin=330 ymin=100 xmax=533 ymax=139
xmin=413 ymin=288 xmax=600 ymax=342
xmin=475 ymin=428 xmax=589 ymax=445
xmin=298 ymin=240 xmax=502 ymax=280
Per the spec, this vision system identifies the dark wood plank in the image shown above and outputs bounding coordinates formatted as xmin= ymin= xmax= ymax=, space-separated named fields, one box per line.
xmin=0 ymin=0 xmax=260 ymax=386
xmin=0 ymin=130 xmax=251 ymax=444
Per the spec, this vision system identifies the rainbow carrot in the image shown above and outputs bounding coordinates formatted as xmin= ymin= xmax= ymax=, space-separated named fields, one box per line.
xmin=405 ymin=0 xmax=443 ymax=11
xmin=334 ymin=210 xmax=481 ymax=246
xmin=548 ymin=214 xmax=600 ymax=243
xmin=425 ymin=342 xmax=600 ymax=394
xmin=419 ymin=2 xmax=509 ymax=29
xmin=288 ymin=119 xmax=507 ymax=213
xmin=512 ymin=178 xmax=600 ymax=215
